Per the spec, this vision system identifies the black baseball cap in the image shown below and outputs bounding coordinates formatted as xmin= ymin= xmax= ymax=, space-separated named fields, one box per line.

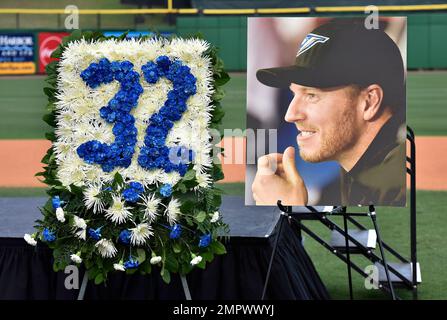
xmin=256 ymin=19 xmax=405 ymax=100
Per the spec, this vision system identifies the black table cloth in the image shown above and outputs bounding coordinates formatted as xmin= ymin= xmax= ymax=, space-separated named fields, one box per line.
xmin=0 ymin=196 xmax=329 ymax=300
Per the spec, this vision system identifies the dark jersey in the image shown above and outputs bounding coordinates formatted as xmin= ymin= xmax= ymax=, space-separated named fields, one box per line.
xmin=340 ymin=115 xmax=407 ymax=206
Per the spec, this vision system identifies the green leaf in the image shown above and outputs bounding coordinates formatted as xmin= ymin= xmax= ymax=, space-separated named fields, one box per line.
xmin=88 ymin=267 xmax=100 ymax=280
xmin=180 ymin=200 xmax=194 ymax=213
xmin=94 ymin=273 xmax=104 ymax=285
xmin=113 ymin=172 xmax=124 ymax=187
xmin=201 ymin=251 xmax=214 ymax=262
xmin=211 ymin=241 xmax=227 ymax=255
xmin=43 ymin=87 xmax=56 ymax=98
xmin=45 ymin=61 xmax=58 ymax=75
xmin=42 ymin=113 xmax=56 ymax=127
xmin=211 ymin=164 xmax=224 ymax=182
xmin=84 ymin=259 xmax=93 ymax=269
xmin=183 ymin=169 xmax=196 ymax=181
xmin=136 ymin=249 xmax=146 ymax=263
xmin=69 ymin=184 xmax=84 ymax=197
xmin=211 ymin=106 xmax=225 ymax=123
xmin=173 ymin=242 xmax=182 ymax=254
xmin=45 ymin=132 xmax=56 ymax=142
xmin=195 ymin=211 xmax=207 ymax=223
xmin=183 ymin=179 xmax=199 ymax=189
xmin=165 ymin=256 xmax=179 ymax=272
xmin=126 ymin=268 xmax=138 ymax=275
xmin=177 ymin=182 xmax=187 ymax=193
xmin=160 ymin=269 xmax=171 ymax=284
xmin=140 ymin=261 xmax=152 ymax=274
xmin=50 ymin=46 xmax=62 ymax=59
xmin=215 ymin=72 xmax=230 ymax=86
xmin=196 ymin=258 xmax=206 ymax=269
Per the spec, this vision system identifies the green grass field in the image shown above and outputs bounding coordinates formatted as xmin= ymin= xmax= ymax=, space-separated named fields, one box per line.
xmin=0 ymin=71 xmax=446 ymax=138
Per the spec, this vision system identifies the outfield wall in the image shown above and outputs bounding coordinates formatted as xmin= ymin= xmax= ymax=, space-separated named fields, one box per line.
xmin=0 ymin=13 xmax=446 ymax=74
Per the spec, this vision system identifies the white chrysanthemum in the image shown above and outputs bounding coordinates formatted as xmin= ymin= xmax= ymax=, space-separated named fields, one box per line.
xmin=165 ymin=198 xmax=181 ymax=225
xmin=75 ymin=228 xmax=86 ymax=240
xmin=24 ymin=234 xmax=37 ymax=246
xmin=210 ymin=211 xmax=220 ymax=223
xmin=53 ymin=141 xmax=72 ymax=160
xmin=95 ymin=239 xmax=117 ymax=258
xmin=105 ymin=195 xmax=132 ymax=224
xmin=114 ymin=263 xmax=125 ymax=271
xmin=141 ymin=193 xmax=161 ymax=222
xmin=130 ymin=223 xmax=153 ymax=246
xmin=190 ymin=255 xmax=203 ymax=266
xmin=195 ymin=172 xmax=212 ymax=189
xmin=150 ymin=256 xmax=162 ymax=264
xmin=70 ymin=254 xmax=82 ymax=264
xmin=56 ymin=207 xmax=65 ymax=222
xmin=83 ymin=184 xmax=105 ymax=214
xmin=159 ymin=171 xmax=181 ymax=186
xmin=72 ymin=215 xmax=87 ymax=229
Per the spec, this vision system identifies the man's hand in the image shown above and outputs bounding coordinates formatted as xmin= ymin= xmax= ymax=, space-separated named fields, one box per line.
xmin=252 ymin=146 xmax=308 ymax=205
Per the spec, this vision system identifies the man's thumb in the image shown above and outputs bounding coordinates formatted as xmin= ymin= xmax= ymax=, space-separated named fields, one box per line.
xmin=283 ymin=147 xmax=302 ymax=183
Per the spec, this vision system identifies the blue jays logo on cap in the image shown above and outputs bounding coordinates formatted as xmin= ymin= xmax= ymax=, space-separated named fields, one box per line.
xmin=297 ymin=33 xmax=330 ymax=57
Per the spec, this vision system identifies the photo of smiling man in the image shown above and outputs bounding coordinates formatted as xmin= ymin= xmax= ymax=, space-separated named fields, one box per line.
xmin=248 ymin=17 xmax=407 ymax=207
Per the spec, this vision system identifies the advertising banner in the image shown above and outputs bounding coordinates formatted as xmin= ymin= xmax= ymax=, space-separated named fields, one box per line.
xmin=38 ymin=32 xmax=69 ymax=74
xmin=0 ymin=33 xmax=35 ymax=75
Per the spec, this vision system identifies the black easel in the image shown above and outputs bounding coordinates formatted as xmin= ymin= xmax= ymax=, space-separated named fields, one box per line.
xmin=261 ymin=127 xmax=418 ymax=300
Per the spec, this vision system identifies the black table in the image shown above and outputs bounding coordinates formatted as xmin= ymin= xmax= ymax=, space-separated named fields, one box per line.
xmin=0 ymin=196 xmax=329 ymax=300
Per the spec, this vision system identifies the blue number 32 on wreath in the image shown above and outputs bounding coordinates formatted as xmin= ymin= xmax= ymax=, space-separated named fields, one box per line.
xmin=76 ymin=56 xmax=196 ymax=177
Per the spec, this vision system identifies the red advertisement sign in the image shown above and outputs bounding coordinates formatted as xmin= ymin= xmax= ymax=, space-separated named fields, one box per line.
xmin=38 ymin=32 xmax=69 ymax=74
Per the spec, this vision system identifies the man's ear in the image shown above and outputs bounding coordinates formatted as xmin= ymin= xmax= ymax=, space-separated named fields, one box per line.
xmin=361 ymin=84 xmax=383 ymax=121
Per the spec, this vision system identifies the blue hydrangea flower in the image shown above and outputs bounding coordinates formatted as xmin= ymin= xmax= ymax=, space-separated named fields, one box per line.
xmin=42 ymin=228 xmax=56 ymax=242
xmin=198 ymin=233 xmax=212 ymax=248
xmin=77 ymin=58 xmax=142 ymax=173
xmin=119 ymin=229 xmax=131 ymax=245
xmin=88 ymin=227 xmax=102 ymax=241
xmin=169 ymin=224 xmax=182 ymax=239
xmin=124 ymin=257 xmax=139 ymax=269
xmin=138 ymin=57 xmax=196 ymax=177
xmin=129 ymin=182 xmax=144 ymax=193
xmin=122 ymin=181 xmax=144 ymax=202
xmin=160 ymin=184 xmax=173 ymax=197
xmin=122 ymin=187 xmax=139 ymax=203
xmin=52 ymin=196 xmax=61 ymax=209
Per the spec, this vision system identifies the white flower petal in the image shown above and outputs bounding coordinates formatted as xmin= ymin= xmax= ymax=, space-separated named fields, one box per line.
xmin=150 ymin=256 xmax=162 ymax=264
xmin=24 ymin=234 xmax=37 ymax=246
xmin=105 ymin=195 xmax=132 ymax=224
xmin=130 ymin=223 xmax=153 ymax=246
xmin=56 ymin=207 xmax=65 ymax=222
xmin=95 ymin=239 xmax=117 ymax=258
xmin=70 ymin=254 xmax=82 ymax=264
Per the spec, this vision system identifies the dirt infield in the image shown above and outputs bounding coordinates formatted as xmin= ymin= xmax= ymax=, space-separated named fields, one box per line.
xmin=0 ymin=137 xmax=446 ymax=190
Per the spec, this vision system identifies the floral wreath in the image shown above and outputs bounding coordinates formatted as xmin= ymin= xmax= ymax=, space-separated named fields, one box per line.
xmin=25 ymin=31 xmax=230 ymax=285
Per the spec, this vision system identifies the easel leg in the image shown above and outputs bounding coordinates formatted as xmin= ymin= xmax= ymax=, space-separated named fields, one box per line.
xmin=369 ymin=205 xmax=396 ymax=300
xmin=342 ymin=207 xmax=354 ymax=300
xmin=180 ymin=275 xmax=192 ymax=300
xmin=261 ymin=206 xmax=289 ymax=300
xmin=77 ymin=270 xmax=88 ymax=300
